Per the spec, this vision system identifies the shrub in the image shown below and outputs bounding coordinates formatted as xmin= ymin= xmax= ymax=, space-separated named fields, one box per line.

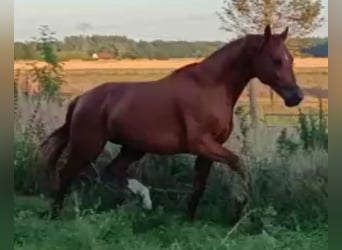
xmin=14 ymin=25 xmax=65 ymax=195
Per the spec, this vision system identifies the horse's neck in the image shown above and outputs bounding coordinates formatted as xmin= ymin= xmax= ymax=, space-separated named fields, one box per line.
xmin=198 ymin=36 xmax=257 ymax=106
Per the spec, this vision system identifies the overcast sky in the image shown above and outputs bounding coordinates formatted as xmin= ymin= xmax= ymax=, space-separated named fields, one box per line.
xmin=14 ymin=0 xmax=328 ymax=42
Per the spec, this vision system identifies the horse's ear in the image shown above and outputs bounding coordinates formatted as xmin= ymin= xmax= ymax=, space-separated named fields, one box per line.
xmin=280 ymin=26 xmax=289 ymax=41
xmin=259 ymin=25 xmax=272 ymax=52
xmin=264 ymin=25 xmax=272 ymax=42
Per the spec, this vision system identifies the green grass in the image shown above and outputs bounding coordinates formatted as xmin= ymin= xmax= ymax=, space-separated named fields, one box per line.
xmin=14 ymin=138 xmax=328 ymax=249
xmin=14 ymin=196 xmax=327 ymax=250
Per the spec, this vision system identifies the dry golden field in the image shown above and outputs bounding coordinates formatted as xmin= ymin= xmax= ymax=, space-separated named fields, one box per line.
xmin=14 ymin=57 xmax=328 ymax=116
xmin=14 ymin=57 xmax=328 ymax=70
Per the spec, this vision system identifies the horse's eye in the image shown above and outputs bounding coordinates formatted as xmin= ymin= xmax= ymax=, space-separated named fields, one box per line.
xmin=274 ymin=59 xmax=282 ymax=66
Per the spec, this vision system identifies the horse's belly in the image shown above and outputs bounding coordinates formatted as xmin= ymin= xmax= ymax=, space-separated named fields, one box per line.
xmin=111 ymin=130 xmax=184 ymax=154
xmin=109 ymin=114 xmax=185 ymax=154
xmin=107 ymin=89 xmax=186 ymax=153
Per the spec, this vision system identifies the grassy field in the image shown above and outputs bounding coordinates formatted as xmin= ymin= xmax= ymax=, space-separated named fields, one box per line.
xmin=14 ymin=57 xmax=328 ymax=250
xmin=14 ymin=196 xmax=327 ymax=250
xmin=14 ymin=138 xmax=328 ymax=250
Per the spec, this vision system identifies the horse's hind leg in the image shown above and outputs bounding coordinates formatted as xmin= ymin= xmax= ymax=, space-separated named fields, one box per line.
xmin=101 ymin=147 xmax=144 ymax=185
xmin=101 ymin=148 xmax=151 ymax=210
xmin=50 ymin=139 xmax=106 ymax=219
xmin=50 ymin=154 xmax=82 ymax=219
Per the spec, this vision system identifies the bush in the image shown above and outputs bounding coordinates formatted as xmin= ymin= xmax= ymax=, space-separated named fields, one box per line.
xmin=14 ymin=25 xmax=65 ymax=195
xmin=297 ymin=99 xmax=328 ymax=151
xmin=14 ymin=134 xmax=40 ymax=195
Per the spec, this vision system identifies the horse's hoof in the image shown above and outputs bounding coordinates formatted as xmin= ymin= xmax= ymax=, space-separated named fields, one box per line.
xmin=185 ymin=211 xmax=196 ymax=222
xmin=229 ymin=199 xmax=249 ymax=225
xmin=49 ymin=207 xmax=62 ymax=220
xmin=142 ymin=197 xmax=153 ymax=210
xmin=99 ymin=171 xmax=112 ymax=183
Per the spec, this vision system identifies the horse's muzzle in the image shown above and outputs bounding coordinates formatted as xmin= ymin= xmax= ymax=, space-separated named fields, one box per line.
xmin=274 ymin=85 xmax=304 ymax=107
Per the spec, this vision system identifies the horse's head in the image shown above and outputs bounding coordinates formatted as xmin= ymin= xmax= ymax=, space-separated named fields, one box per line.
xmin=253 ymin=25 xmax=303 ymax=107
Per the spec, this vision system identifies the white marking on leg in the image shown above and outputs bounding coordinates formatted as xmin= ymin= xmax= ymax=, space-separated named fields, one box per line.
xmin=127 ymin=179 xmax=152 ymax=210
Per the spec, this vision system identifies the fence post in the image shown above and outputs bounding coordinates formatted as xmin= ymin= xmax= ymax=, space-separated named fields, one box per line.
xmin=248 ymin=79 xmax=259 ymax=128
xmin=269 ymin=87 xmax=274 ymax=112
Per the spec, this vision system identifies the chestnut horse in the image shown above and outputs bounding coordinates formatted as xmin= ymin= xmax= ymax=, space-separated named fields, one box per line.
xmin=41 ymin=25 xmax=303 ymax=220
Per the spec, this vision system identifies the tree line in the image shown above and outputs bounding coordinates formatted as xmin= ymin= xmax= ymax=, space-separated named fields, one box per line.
xmin=14 ymin=35 xmax=327 ymax=61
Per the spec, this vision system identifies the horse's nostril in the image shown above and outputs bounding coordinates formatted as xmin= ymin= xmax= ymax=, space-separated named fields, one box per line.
xmin=299 ymin=92 xmax=304 ymax=100
xmin=296 ymin=90 xmax=304 ymax=101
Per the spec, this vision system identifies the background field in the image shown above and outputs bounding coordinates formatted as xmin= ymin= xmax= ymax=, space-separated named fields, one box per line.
xmin=14 ymin=57 xmax=328 ymax=70
xmin=15 ymin=57 xmax=328 ymax=115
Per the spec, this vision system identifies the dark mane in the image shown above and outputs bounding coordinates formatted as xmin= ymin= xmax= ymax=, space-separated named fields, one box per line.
xmin=169 ymin=37 xmax=246 ymax=77
xmin=208 ymin=36 xmax=246 ymax=56
xmin=208 ymin=34 xmax=263 ymax=59
xmin=171 ymin=62 xmax=200 ymax=75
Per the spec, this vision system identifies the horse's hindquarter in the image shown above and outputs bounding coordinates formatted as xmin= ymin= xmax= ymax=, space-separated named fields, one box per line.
xmin=105 ymin=82 xmax=187 ymax=153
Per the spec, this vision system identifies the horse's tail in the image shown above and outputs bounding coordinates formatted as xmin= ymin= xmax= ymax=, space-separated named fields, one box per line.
xmin=39 ymin=96 xmax=80 ymax=190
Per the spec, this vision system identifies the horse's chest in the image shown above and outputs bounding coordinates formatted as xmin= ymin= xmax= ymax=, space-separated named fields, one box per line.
xmin=207 ymin=112 xmax=233 ymax=143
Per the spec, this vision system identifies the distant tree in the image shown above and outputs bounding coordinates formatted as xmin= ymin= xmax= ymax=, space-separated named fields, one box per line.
xmin=76 ymin=22 xmax=93 ymax=52
xmin=14 ymin=42 xmax=38 ymax=60
xmin=217 ymin=0 xmax=324 ymax=48
xmin=302 ymin=39 xmax=327 ymax=57
xmin=217 ymin=0 xmax=324 ymax=127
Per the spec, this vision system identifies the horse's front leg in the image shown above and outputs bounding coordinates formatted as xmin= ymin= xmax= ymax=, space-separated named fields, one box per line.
xmin=187 ymin=156 xmax=213 ymax=220
xmin=196 ymin=136 xmax=246 ymax=178
xmin=194 ymin=136 xmax=249 ymax=221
